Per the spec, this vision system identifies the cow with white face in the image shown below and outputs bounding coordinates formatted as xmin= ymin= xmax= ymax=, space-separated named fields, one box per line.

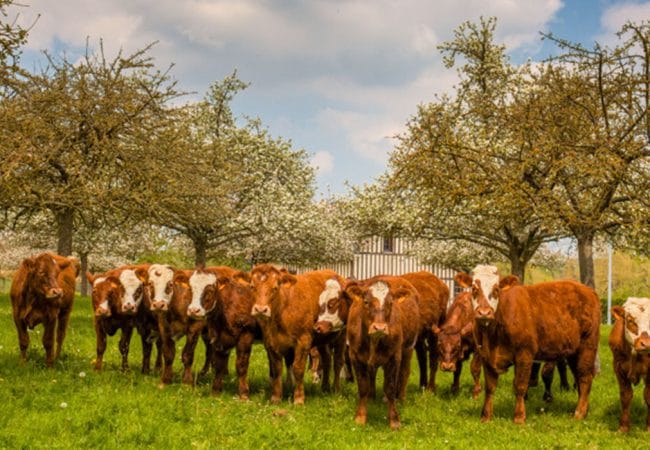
xmin=147 ymin=264 xmax=176 ymax=313
xmin=610 ymin=297 xmax=650 ymax=432
xmin=86 ymin=264 xmax=160 ymax=374
xmin=312 ymin=276 xmax=353 ymax=392
xmin=454 ymin=265 xmax=518 ymax=321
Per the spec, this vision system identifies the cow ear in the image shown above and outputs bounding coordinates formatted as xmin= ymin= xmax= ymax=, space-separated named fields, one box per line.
xmin=612 ymin=306 xmax=625 ymax=322
xmin=217 ymin=276 xmax=230 ymax=291
xmin=344 ymin=284 xmax=364 ymax=303
xmin=499 ymin=275 xmax=519 ymax=290
xmin=460 ymin=320 xmax=474 ymax=337
xmin=392 ymin=288 xmax=412 ymax=304
xmin=233 ymin=271 xmax=250 ymax=285
xmin=21 ymin=257 xmax=35 ymax=272
xmin=135 ymin=267 xmax=148 ymax=283
xmin=431 ymin=324 xmax=441 ymax=334
xmin=455 ymin=272 xmax=472 ymax=288
xmin=173 ymin=271 xmax=189 ymax=285
xmin=86 ymin=271 xmax=97 ymax=285
xmin=279 ymin=273 xmax=297 ymax=288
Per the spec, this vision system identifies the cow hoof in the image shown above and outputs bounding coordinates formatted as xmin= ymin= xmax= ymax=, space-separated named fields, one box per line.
xmin=157 ymin=383 xmax=166 ymax=390
xmin=270 ymin=396 xmax=281 ymax=405
xmin=513 ymin=416 xmax=526 ymax=425
xmin=354 ymin=415 xmax=367 ymax=425
xmin=390 ymin=421 xmax=401 ymax=431
xmin=293 ymin=397 xmax=305 ymax=406
xmin=543 ymin=393 xmax=553 ymax=403
xmin=480 ymin=416 xmax=491 ymax=423
xmin=618 ymin=425 xmax=630 ymax=433
xmin=239 ymin=394 xmax=250 ymax=401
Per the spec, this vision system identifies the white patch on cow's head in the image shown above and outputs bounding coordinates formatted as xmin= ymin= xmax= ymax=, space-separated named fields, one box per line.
xmin=188 ymin=271 xmax=216 ymax=317
xmin=91 ymin=277 xmax=107 ymax=286
xmin=622 ymin=297 xmax=650 ymax=350
xmin=317 ymin=279 xmax=343 ymax=330
xmin=369 ymin=281 xmax=390 ymax=308
xmin=148 ymin=264 xmax=175 ymax=305
xmin=119 ymin=269 xmax=144 ymax=311
xmin=471 ymin=265 xmax=500 ymax=311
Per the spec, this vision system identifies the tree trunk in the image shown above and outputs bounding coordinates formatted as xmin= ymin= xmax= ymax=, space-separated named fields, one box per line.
xmin=576 ymin=232 xmax=596 ymax=289
xmin=193 ymin=236 xmax=207 ymax=268
xmin=55 ymin=207 xmax=74 ymax=256
xmin=80 ymin=252 xmax=89 ymax=297
xmin=509 ymin=256 xmax=525 ymax=284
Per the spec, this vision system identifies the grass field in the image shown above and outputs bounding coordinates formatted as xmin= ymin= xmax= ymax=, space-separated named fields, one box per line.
xmin=0 ymin=294 xmax=648 ymax=449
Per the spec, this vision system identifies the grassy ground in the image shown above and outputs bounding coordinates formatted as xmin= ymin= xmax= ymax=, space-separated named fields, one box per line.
xmin=0 ymin=294 xmax=647 ymax=449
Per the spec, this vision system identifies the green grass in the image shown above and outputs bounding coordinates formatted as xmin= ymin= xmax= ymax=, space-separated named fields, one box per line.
xmin=0 ymin=294 xmax=647 ymax=449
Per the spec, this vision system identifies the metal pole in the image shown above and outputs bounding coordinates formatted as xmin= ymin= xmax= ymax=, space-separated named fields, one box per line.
xmin=607 ymin=243 xmax=613 ymax=325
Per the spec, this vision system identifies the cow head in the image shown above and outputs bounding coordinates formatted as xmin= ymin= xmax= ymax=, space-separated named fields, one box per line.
xmin=455 ymin=265 xmax=518 ymax=322
xmin=118 ymin=268 xmax=148 ymax=315
xmin=346 ymin=280 xmax=410 ymax=339
xmin=613 ymin=297 xmax=650 ymax=355
xmin=314 ymin=278 xmax=350 ymax=335
xmin=147 ymin=264 xmax=175 ymax=313
xmin=249 ymin=264 xmax=296 ymax=318
xmin=187 ymin=269 xmax=218 ymax=319
xmin=432 ymin=293 xmax=474 ymax=372
xmin=23 ymin=253 xmax=65 ymax=300
xmin=87 ymin=272 xmax=117 ymax=317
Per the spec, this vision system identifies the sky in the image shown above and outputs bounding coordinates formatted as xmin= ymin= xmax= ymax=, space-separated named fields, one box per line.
xmin=14 ymin=0 xmax=650 ymax=196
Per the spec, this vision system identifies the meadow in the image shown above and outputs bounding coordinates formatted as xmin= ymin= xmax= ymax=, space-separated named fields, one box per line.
xmin=0 ymin=294 xmax=647 ymax=449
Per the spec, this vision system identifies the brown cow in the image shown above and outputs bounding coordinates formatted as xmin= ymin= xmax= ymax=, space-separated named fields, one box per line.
xmin=87 ymin=264 xmax=161 ymax=373
xmin=146 ymin=264 xmax=213 ymax=385
xmin=249 ymin=264 xmax=337 ymax=405
xmin=609 ymin=297 xmax=650 ymax=432
xmin=401 ymin=271 xmax=449 ymax=392
xmin=312 ymin=276 xmax=354 ymax=392
xmin=432 ymin=291 xmax=482 ymax=399
xmin=345 ymin=276 xmax=421 ymax=430
xmin=11 ymin=252 xmax=79 ymax=367
xmin=456 ymin=264 xmax=600 ymax=424
xmin=186 ymin=269 xmax=260 ymax=399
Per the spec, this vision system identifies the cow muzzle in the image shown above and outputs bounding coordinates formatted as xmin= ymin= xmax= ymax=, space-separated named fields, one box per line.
xmin=440 ymin=361 xmax=456 ymax=372
xmin=475 ymin=306 xmax=495 ymax=322
xmin=187 ymin=305 xmax=206 ymax=319
xmin=634 ymin=334 xmax=650 ymax=354
xmin=46 ymin=287 xmax=63 ymax=299
xmin=95 ymin=306 xmax=111 ymax=318
xmin=314 ymin=320 xmax=333 ymax=335
xmin=369 ymin=322 xmax=388 ymax=337
xmin=151 ymin=300 xmax=169 ymax=312
xmin=122 ymin=303 xmax=137 ymax=315
xmin=251 ymin=304 xmax=271 ymax=318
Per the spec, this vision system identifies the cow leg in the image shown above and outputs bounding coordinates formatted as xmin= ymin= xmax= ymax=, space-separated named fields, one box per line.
xmin=385 ymin=356 xmax=401 ymax=430
xmin=398 ymin=347 xmax=413 ymax=401
xmin=199 ymin=329 xmax=212 ymax=377
xmin=119 ymin=326 xmax=134 ymax=371
xmin=291 ymin=336 xmax=311 ymax=405
xmin=615 ymin=368 xmax=633 ymax=432
xmin=353 ymin=360 xmax=371 ymax=426
xmin=181 ymin=328 xmax=201 ymax=385
xmin=94 ymin=320 xmax=107 ymax=371
xmin=470 ymin=352 xmax=482 ymax=400
xmin=369 ymin=365 xmax=378 ymax=400
xmin=317 ymin=344 xmax=332 ymax=393
xmin=481 ymin=364 xmax=499 ymax=423
xmin=211 ymin=350 xmax=229 ymax=395
xmin=557 ymin=358 xmax=570 ymax=391
xmin=13 ymin=315 xmax=29 ymax=363
xmin=234 ymin=332 xmax=254 ymax=400
xmin=154 ymin=337 xmax=162 ymax=371
xmin=284 ymin=350 xmax=295 ymax=393
xmin=344 ymin=345 xmax=354 ymax=383
xmin=427 ymin=333 xmax=439 ymax=392
xmin=55 ymin=307 xmax=72 ymax=362
xmin=528 ymin=362 xmax=541 ymax=387
xmin=308 ymin=347 xmax=321 ymax=383
xmin=644 ymin=377 xmax=650 ymax=432
xmin=541 ymin=361 xmax=555 ymax=403
xmin=572 ymin=348 xmax=596 ymax=420
xmin=159 ymin=328 xmax=175 ymax=385
xmin=513 ymin=353 xmax=533 ymax=424
xmin=42 ymin=318 xmax=56 ymax=367
xmin=451 ymin=360 xmax=463 ymax=396
xmin=267 ymin=349 xmax=284 ymax=404
xmin=414 ymin=339 xmax=428 ymax=390
xmin=140 ymin=331 xmax=153 ymax=375
xmin=332 ymin=334 xmax=346 ymax=393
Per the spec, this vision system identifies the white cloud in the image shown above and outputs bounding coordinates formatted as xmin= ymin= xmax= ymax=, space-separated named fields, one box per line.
xmin=599 ymin=2 xmax=650 ymax=45
xmin=310 ymin=151 xmax=335 ymax=175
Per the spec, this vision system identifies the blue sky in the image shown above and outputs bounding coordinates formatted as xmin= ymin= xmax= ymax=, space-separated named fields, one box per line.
xmin=16 ymin=1 xmax=650 ymax=196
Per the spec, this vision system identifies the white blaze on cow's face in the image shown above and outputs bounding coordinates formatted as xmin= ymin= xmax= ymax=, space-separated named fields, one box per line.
xmin=91 ymin=277 xmax=109 ymax=313
xmin=188 ymin=271 xmax=216 ymax=318
xmin=148 ymin=264 xmax=175 ymax=309
xmin=119 ymin=269 xmax=144 ymax=314
xmin=369 ymin=281 xmax=390 ymax=309
xmin=622 ymin=297 xmax=650 ymax=354
xmin=471 ymin=264 xmax=500 ymax=312
xmin=317 ymin=279 xmax=343 ymax=331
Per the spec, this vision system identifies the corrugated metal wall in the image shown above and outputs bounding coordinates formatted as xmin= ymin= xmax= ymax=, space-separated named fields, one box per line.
xmin=283 ymin=237 xmax=458 ymax=301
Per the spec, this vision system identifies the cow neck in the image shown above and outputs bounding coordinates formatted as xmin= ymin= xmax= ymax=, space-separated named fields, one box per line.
xmin=474 ymin=319 xmax=498 ymax=357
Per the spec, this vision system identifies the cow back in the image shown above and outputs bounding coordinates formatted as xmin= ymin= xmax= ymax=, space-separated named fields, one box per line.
xmin=401 ymin=271 xmax=448 ymax=333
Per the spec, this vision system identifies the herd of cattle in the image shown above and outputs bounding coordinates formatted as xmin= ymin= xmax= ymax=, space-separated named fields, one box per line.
xmin=7 ymin=252 xmax=650 ymax=432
